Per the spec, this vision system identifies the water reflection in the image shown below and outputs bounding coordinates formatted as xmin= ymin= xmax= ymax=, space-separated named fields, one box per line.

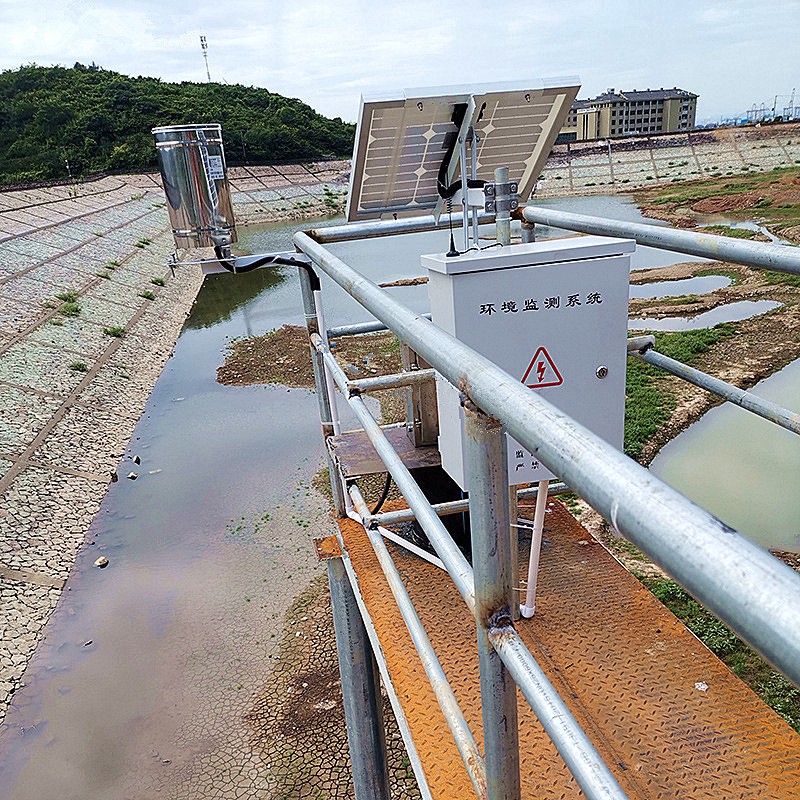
xmin=184 ymin=267 xmax=287 ymax=330
xmin=629 ymin=275 xmax=732 ymax=299
xmin=651 ymin=358 xmax=800 ymax=551
xmin=629 ymin=300 xmax=780 ymax=331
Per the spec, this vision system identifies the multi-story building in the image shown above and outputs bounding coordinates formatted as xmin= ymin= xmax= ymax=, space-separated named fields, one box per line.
xmin=559 ymin=88 xmax=698 ymax=142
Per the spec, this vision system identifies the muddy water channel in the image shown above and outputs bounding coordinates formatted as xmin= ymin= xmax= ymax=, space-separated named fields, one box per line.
xmin=651 ymin=359 xmax=800 ymax=552
xmin=0 ymin=195 xmax=784 ymax=798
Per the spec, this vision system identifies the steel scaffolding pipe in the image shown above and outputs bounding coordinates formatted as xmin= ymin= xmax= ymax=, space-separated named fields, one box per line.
xmin=328 ymin=314 xmax=432 ymax=340
xmin=294 ymin=230 xmax=800 ymax=687
xmin=348 ymin=485 xmax=489 ymax=800
xmin=320 ymin=346 xmax=630 ymax=800
xmin=371 ymin=482 xmax=569 ymax=527
xmin=307 ymin=211 xmax=496 ymax=244
xmin=519 ymin=205 xmax=800 ymax=275
xmin=628 ymin=340 xmax=800 ymax=435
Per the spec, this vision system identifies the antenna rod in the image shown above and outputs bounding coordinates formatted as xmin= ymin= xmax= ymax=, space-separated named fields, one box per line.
xmin=199 ymin=35 xmax=211 ymax=83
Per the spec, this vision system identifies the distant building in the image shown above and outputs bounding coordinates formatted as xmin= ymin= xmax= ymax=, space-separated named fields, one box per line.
xmin=558 ymin=88 xmax=698 ymax=142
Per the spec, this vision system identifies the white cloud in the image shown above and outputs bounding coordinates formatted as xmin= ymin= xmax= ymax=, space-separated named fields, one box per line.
xmin=1 ymin=0 xmax=798 ymax=122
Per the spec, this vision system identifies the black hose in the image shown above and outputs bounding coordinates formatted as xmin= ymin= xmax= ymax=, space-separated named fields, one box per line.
xmin=371 ymin=472 xmax=393 ymax=515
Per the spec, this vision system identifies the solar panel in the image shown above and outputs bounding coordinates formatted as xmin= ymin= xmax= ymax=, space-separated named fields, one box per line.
xmin=346 ymin=78 xmax=580 ymax=222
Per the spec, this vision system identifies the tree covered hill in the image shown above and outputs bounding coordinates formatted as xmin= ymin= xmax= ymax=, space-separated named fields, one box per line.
xmin=0 ymin=64 xmax=355 ymax=186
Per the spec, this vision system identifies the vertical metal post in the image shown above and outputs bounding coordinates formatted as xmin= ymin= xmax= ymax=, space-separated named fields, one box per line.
xmin=460 ymin=135 xmax=471 ymax=251
xmin=494 ymin=166 xmax=511 ymax=247
xmin=509 ymin=487 xmax=520 ymax=622
xmin=520 ymin=220 xmax=536 ymax=244
xmin=328 ymin=557 xmax=390 ymax=800
xmin=471 ymin=128 xmax=480 ymax=247
xmin=464 ymin=403 xmax=521 ymax=800
xmin=298 ymin=265 xmax=347 ymax=516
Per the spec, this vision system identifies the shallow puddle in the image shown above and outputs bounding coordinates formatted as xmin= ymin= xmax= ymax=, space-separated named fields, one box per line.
xmin=629 ymin=275 xmax=732 ymax=299
xmin=651 ymin=358 xmax=800 ymax=552
xmin=629 ymin=299 xmax=781 ymax=331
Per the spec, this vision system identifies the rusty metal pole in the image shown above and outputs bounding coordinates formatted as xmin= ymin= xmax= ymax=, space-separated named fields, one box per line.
xmin=464 ymin=401 xmax=521 ymax=800
xmin=297 ymin=265 xmax=346 ymax=516
xmin=327 ymin=556 xmax=390 ymax=800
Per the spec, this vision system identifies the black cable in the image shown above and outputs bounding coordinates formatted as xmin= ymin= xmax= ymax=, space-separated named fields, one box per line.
xmin=371 ymin=472 xmax=393 ymax=515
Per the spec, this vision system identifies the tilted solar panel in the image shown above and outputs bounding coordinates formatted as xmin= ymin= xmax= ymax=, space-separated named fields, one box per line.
xmin=346 ymin=78 xmax=580 ymax=222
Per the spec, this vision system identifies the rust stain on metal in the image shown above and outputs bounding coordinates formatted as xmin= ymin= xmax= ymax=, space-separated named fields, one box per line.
xmin=339 ymin=500 xmax=800 ymax=799
xmin=313 ymin=535 xmax=342 ymax=561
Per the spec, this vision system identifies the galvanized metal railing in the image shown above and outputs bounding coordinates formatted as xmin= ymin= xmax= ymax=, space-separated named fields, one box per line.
xmin=290 ymin=210 xmax=800 ymax=800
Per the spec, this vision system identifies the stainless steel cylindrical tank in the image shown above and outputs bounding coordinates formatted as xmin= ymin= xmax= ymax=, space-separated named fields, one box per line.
xmin=152 ymin=123 xmax=237 ymax=250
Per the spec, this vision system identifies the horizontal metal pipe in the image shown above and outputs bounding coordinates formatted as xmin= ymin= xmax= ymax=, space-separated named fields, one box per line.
xmin=317 ymin=344 xmax=476 ymax=611
xmin=373 ymin=482 xmax=569 ymax=527
xmin=328 ymin=314 xmax=432 ymax=339
xmin=350 ymin=369 xmax=436 ymax=394
xmin=521 ymin=205 xmax=800 ymax=275
xmin=489 ymin=627 xmax=629 ymax=800
xmin=308 ymin=211 xmax=496 ymax=244
xmin=294 ymin=230 xmax=800 ymax=686
xmin=349 ymin=486 xmax=488 ymax=800
xmin=632 ymin=346 xmax=800 ymax=435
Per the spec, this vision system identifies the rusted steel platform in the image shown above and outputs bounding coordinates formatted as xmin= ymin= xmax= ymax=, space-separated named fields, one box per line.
xmin=337 ymin=500 xmax=800 ymax=799
xmin=328 ymin=426 xmax=440 ymax=477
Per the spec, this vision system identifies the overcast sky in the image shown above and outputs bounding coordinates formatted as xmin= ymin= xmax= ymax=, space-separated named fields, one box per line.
xmin=1 ymin=0 xmax=797 ymax=123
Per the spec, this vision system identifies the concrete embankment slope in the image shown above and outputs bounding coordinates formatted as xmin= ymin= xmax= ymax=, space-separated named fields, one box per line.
xmin=0 ymin=175 xmax=203 ymax=721
xmin=538 ymin=121 xmax=800 ymax=196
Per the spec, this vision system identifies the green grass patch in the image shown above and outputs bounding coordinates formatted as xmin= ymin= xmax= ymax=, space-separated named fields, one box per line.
xmin=56 ymin=290 xmax=78 ymax=303
xmin=762 ymin=269 xmax=800 ymax=287
xmin=701 ymin=225 xmax=758 ymax=239
xmin=150 ymin=277 xmax=165 ymax=286
xmin=103 ymin=325 xmax=125 ymax=337
xmin=640 ymin=576 xmax=800 ymax=732
xmin=135 ymin=237 xmax=151 ymax=248
xmin=643 ymin=166 xmax=800 ymax=206
xmin=138 ymin=290 xmax=155 ymax=300
xmin=96 ymin=270 xmax=111 ymax=279
xmin=58 ymin=301 xmax=81 ymax=317
xmin=69 ymin=361 xmax=88 ymax=372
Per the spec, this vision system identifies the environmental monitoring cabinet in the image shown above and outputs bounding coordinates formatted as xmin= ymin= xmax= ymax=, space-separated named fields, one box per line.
xmin=425 ymin=235 xmax=635 ymax=489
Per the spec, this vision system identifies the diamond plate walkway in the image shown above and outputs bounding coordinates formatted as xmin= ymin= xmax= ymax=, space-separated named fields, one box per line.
xmin=337 ymin=499 xmax=800 ymax=799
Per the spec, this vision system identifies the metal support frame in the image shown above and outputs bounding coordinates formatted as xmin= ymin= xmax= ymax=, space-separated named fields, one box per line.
xmin=327 ymin=555 xmax=391 ymax=800
xmin=290 ymin=203 xmax=800 ymax=800
xmin=293 ymin=228 xmax=800 ymax=687
xmin=313 ymin=327 xmax=634 ymax=800
xmin=297 ymin=265 xmax=347 ymax=516
xmin=628 ymin=337 xmax=800 ymax=435
xmin=348 ymin=485 xmax=489 ymax=800
xmin=519 ymin=205 xmax=800 ymax=275
xmin=463 ymin=405 xmax=520 ymax=800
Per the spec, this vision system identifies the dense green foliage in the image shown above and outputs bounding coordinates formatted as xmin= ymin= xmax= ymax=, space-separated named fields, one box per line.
xmin=0 ymin=64 xmax=355 ymax=185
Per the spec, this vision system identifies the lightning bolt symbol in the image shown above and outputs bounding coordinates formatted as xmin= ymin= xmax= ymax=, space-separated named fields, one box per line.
xmin=536 ymin=360 xmax=547 ymax=383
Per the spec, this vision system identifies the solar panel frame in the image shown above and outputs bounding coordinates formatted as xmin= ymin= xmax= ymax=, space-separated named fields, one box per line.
xmin=346 ymin=78 xmax=580 ymax=222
